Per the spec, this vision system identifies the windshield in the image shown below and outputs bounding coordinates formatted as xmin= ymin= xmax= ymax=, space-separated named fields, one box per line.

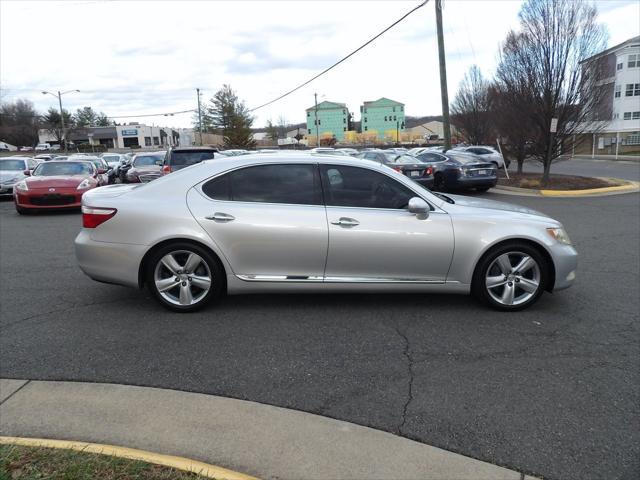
xmin=102 ymin=155 xmax=120 ymax=162
xmin=382 ymin=152 xmax=399 ymax=162
xmin=394 ymin=155 xmax=423 ymax=164
xmin=0 ymin=159 xmax=26 ymax=171
xmin=169 ymin=151 xmax=215 ymax=166
xmin=134 ymin=155 xmax=162 ymax=166
xmin=415 ymin=152 xmax=447 ymax=163
xmin=33 ymin=162 xmax=93 ymax=176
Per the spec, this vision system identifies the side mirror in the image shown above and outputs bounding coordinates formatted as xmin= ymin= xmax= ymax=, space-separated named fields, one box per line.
xmin=408 ymin=197 xmax=429 ymax=220
xmin=23 ymin=170 xmax=31 ymax=176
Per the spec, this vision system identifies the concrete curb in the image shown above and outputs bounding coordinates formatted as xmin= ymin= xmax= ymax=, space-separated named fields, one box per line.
xmin=0 ymin=379 xmax=540 ymax=480
xmin=492 ymin=177 xmax=640 ymax=198
xmin=0 ymin=436 xmax=257 ymax=480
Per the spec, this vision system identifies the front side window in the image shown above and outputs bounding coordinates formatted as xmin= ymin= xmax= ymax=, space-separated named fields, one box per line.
xmin=202 ymin=164 xmax=321 ymax=205
xmin=320 ymin=164 xmax=415 ymax=210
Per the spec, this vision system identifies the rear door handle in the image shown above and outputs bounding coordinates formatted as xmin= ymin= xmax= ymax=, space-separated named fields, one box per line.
xmin=331 ymin=217 xmax=360 ymax=227
xmin=205 ymin=212 xmax=235 ymax=222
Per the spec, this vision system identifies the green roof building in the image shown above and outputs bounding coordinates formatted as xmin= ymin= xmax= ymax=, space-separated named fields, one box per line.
xmin=360 ymin=97 xmax=405 ymax=140
xmin=306 ymin=101 xmax=349 ymax=141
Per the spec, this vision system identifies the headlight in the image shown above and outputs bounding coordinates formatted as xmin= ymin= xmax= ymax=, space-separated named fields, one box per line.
xmin=14 ymin=180 xmax=28 ymax=191
xmin=77 ymin=179 xmax=92 ymax=190
xmin=547 ymin=227 xmax=572 ymax=245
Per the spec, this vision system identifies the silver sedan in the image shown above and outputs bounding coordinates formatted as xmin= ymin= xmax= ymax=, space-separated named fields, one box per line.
xmin=75 ymin=153 xmax=577 ymax=312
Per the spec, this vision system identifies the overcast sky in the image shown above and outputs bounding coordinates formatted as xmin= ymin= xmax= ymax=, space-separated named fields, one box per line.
xmin=1 ymin=0 xmax=639 ymax=129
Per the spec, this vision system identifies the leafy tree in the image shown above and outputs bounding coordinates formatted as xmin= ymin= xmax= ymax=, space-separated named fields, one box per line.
xmin=207 ymin=85 xmax=255 ymax=149
xmin=451 ymin=65 xmax=493 ymax=145
xmin=495 ymin=0 xmax=607 ymax=183
xmin=74 ymin=106 xmax=98 ymax=127
xmin=96 ymin=113 xmax=110 ymax=127
xmin=42 ymin=107 xmax=74 ymax=144
xmin=266 ymin=119 xmax=278 ymax=141
xmin=0 ymin=99 xmax=40 ymax=147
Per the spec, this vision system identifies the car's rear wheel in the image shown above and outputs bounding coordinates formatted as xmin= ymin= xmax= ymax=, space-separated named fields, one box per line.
xmin=476 ymin=186 xmax=491 ymax=192
xmin=472 ymin=242 xmax=549 ymax=311
xmin=146 ymin=242 xmax=224 ymax=312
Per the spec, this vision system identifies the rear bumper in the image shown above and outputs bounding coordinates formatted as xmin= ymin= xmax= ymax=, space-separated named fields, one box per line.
xmin=453 ymin=176 xmax=497 ymax=189
xmin=75 ymin=230 xmax=146 ymax=288
xmin=550 ymin=244 xmax=578 ymax=291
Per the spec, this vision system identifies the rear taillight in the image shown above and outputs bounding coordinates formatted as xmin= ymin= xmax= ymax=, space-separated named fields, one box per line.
xmin=82 ymin=206 xmax=117 ymax=228
xmin=425 ymin=166 xmax=433 ymax=176
xmin=162 ymin=165 xmax=171 ymax=174
xmin=393 ymin=166 xmax=403 ymax=173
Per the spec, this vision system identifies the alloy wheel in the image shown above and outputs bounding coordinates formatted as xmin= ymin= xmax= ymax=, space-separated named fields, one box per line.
xmin=153 ymin=250 xmax=212 ymax=306
xmin=485 ymin=251 xmax=541 ymax=306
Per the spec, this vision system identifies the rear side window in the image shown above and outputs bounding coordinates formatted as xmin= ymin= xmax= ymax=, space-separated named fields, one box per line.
xmin=202 ymin=164 xmax=321 ymax=205
xmin=169 ymin=150 xmax=216 ymax=166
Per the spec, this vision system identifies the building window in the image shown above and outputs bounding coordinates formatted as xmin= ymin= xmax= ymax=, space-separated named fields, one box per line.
xmin=627 ymin=135 xmax=640 ymax=145
xmin=364 ymin=108 xmax=367 ymax=113
xmin=307 ymin=112 xmax=310 ymax=117
xmin=617 ymin=62 xmax=623 ymax=70
xmin=629 ymin=54 xmax=638 ymax=68
xmin=318 ymin=119 xmax=321 ymax=125
xmin=364 ymin=126 xmax=368 ymax=131
xmin=392 ymin=107 xmax=396 ymax=112
xmin=394 ymin=115 xmax=397 ymax=121
xmin=343 ymin=109 xmax=345 ymax=114
xmin=144 ymin=136 xmax=151 ymax=146
xmin=624 ymin=112 xmax=632 ymax=120
xmin=615 ymin=85 xmax=621 ymax=98
xmin=153 ymin=136 xmax=159 ymax=145
xmin=384 ymin=116 xmax=387 ymax=121
xmin=613 ymin=113 xmax=619 ymax=119
xmin=308 ymin=129 xmax=311 ymax=134
xmin=400 ymin=106 xmax=403 ymax=112
xmin=634 ymin=112 xmax=640 ymax=120
xmin=343 ymin=118 xmax=346 ymax=123
xmin=343 ymin=127 xmax=346 ymax=132
xmin=364 ymin=117 xmax=367 ymax=123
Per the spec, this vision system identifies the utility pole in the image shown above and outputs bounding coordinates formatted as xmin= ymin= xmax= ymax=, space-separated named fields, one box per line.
xmin=196 ymin=88 xmax=203 ymax=146
xmin=314 ymin=92 xmax=319 ymax=147
xmin=435 ymin=0 xmax=451 ymax=152
xmin=42 ymin=89 xmax=79 ymax=151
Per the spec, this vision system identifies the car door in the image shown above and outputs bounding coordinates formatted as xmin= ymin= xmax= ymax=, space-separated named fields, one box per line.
xmin=320 ymin=164 xmax=454 ymax=282
xmin=187 ymin=163 xmax=329 ymax=280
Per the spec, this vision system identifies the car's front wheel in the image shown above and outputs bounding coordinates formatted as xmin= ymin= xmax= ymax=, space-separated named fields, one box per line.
xmin=146 ymin=242 xmax=224 ymax=312
xmin=472 ymin=242 xmax=549 ymax=311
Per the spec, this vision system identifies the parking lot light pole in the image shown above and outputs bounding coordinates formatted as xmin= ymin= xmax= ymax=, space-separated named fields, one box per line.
xmin=435 ymin=0 xmax=451 ymax=153
xmin=42 ymin=89 xmax=80 ymax=151
xmin=314 ymin=93 xmax=319 ymax=147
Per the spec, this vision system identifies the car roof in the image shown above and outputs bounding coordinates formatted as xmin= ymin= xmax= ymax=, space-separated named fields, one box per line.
xmin=171 ymin=146 xmax=217 ymax=151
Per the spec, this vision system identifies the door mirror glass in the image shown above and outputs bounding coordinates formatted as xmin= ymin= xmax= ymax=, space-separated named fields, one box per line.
xmin=408 ymin=197 xmax=429 ymax=219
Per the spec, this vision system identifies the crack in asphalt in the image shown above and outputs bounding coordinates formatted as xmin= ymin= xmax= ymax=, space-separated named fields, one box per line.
xmin=395 ymin=322 xmax=415 ymax=436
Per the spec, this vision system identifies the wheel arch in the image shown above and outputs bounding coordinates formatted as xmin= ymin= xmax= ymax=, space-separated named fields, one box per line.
xmin=472 ymin=237 xmax=556 ymax=292
xmin=138 ymin=238 xmax=228 ymax=291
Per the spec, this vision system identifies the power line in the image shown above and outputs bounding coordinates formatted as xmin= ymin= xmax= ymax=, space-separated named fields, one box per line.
xmin=248 ymin=0 xmax=430 ymax=112
xmin=105 ymin=109 xmax=196 ymax=119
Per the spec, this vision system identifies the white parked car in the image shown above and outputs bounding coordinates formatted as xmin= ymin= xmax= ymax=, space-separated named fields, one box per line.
xmin=35 ymin=143 xmax=51 ymax=151
xmin=453 ymin=146 xmax=508 ymax=169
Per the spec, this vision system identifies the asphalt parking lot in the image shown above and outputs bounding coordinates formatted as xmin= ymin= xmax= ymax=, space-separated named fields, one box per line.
xmin=1 ymin=190 xmax=638 ymax=480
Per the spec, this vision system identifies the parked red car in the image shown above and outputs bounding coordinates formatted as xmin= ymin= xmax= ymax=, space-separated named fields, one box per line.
xmin=13 ymin=160 xmax=101 ymax=214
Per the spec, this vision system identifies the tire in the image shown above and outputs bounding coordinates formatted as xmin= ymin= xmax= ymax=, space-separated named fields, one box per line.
xmin=476 ymin=187 xmax=491 ymax=192
xmin=15 ymin=205 xmax=29 ymax=215
xmin=472 ymin=242 xmax=549 ymax=311
xmin=145 ymin=242 xmax=225 ymax=312
xmin=433 ymin=173 xmax=446 ymax=191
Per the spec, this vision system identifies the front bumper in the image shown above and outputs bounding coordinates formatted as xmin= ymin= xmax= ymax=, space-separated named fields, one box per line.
xmin=75 ymin=230 xmax=147 ymax=288
xmin=550 ymin=243 xmax=578 ymax=291
xmin=14 ymin=189 xmax=85 ymax=209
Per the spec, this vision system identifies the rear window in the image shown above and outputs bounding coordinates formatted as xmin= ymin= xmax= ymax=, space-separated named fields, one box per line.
xmin=0 ymin=159 xmax=26 ymax=170
xmin=169 ymin=150 xmax=216 ymax=166
xmin=202 ymin=164 xmax=321 ymax=205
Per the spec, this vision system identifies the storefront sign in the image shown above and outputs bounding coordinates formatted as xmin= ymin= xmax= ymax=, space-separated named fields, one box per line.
xmin=121 ymin=129 xmax=138 ymax=136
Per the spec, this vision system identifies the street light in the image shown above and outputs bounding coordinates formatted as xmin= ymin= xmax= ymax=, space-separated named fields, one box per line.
xmin=42 ymin=89 xmax=80 ymax=151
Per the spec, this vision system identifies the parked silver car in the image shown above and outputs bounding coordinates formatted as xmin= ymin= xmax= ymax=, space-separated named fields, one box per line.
xmin=75 ymin=153 xmax=577 ymax=312
xmin=453 ymin=146 xmax=508 ymax=169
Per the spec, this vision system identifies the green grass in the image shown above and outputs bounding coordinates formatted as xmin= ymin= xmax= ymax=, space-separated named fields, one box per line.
xmin=0 ymin=444 xmax=208 ymax=480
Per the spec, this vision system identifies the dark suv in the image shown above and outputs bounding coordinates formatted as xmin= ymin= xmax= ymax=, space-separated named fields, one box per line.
xmin=162 ymin=146 xmax=219 ymax=174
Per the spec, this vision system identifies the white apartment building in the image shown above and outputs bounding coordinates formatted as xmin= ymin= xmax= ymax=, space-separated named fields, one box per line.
xmin=580 ymin=36 xmax=640 ymax=155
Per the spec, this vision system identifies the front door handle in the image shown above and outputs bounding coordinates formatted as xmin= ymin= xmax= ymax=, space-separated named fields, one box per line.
xmin=205 ymin=212 xmax=235 ymax=222
xmin=331 ymin=217 xmax=360 ymax=227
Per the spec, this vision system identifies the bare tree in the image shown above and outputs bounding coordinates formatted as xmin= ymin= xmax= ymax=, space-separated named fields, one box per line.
xmin=496 ymin=0 xmax=607 ymax=183
xmin=276 ymin=115 xmax=289 ymax=139
xmin=451 ymin=65 xmax=493 ymax=145
xmin=266 ymin=119 xmax=278 ymax=141
xmin=0 ymin=99 xmax=40 ymax=147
